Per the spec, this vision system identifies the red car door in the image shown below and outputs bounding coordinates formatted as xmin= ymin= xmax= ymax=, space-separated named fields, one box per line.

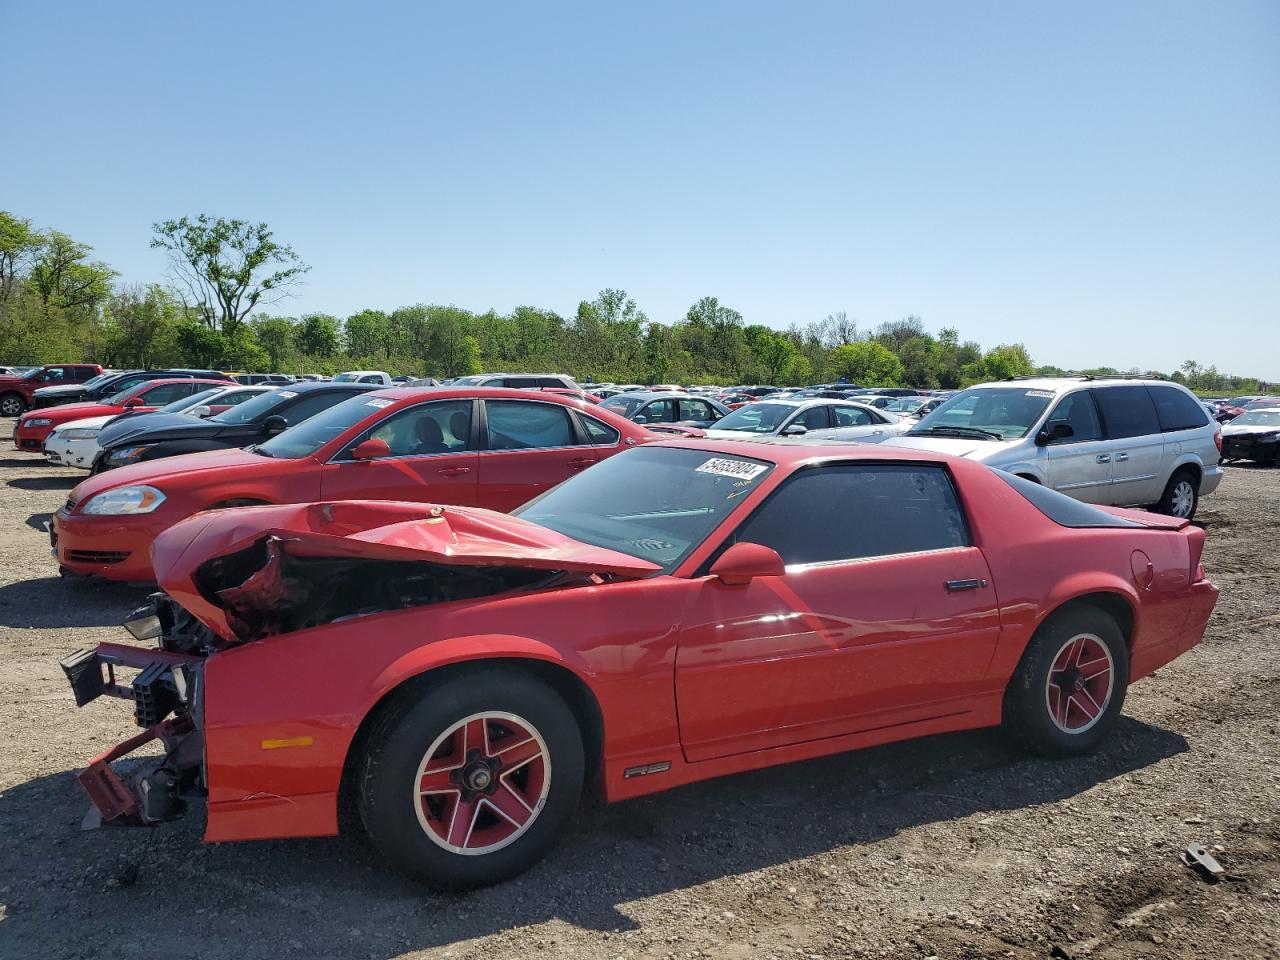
xmin=319 ymin=398 xmax=479 ymax=506
xmin=475 ymin=399 xmax=598 ymax=512
xmin=675 ymin=462 xmax=1001 ymax=762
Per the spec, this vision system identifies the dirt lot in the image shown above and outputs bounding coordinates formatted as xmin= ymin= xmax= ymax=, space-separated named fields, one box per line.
xmin=0 ymin=452 xmax=1276 ymax=960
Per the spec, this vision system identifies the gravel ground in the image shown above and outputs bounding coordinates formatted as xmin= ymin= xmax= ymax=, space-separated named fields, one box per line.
xmin=0 ymin=451 xmax=1276 ymax=960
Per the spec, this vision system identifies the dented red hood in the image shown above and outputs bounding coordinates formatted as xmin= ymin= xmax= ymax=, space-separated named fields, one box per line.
xmin=152 ymin=500 xmax=661 ymax=643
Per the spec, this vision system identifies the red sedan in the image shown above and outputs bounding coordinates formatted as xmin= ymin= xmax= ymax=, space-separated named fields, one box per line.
xmin=14 ymin=378 xmax=230 ymax=451
xmin=62 ymin=439 xmax=1217 ymax=889
xmin=52 ymin=388 xmax=648 ymax=580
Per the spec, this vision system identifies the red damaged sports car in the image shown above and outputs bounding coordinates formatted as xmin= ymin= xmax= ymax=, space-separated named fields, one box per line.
xmin=61 ymin=440 xmax=1218 ymax=888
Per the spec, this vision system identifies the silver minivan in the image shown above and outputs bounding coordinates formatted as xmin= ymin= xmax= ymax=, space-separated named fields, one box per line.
xmin=884 ymin=377 xmax=1222 ymax=519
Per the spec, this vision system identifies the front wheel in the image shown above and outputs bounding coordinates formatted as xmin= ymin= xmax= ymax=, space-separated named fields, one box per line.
xmin=357 ymin=668 xmax=584 ymax=889
xmin=0 ymin=393 xmax=25 ymax=417
xmin=1153 ymin=468 xmax=1199 ymax=520
xmin=1003 ymin=606 xmax=1129 ymax=755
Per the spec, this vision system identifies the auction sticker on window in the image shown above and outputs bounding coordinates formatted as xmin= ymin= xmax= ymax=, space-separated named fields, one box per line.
xmin=277 ymin=390 xmax=298 ymax=398
xmin=366 ymin=398 xmax=394 ymax=408
xmin=1025 ymin=390 xmax=1054 ymax=398
xmin=696 ymin=457 xmax=768 ymax=480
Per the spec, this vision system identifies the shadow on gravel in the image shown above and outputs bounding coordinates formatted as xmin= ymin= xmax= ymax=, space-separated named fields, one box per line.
xmin=0 ymin=576 xmax=152 ymax=627
xmin=7 ymin=475 xmax=78 ymax=491
xmin=0 ymin=456 xmax=46 ymax=469
xmin=0 ymin=716 xmax=1188 ymax=959
xmin=25 ymin=511 xmax=52 ymax=533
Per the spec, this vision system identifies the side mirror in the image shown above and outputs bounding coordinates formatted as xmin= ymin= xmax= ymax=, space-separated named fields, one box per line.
xmin=187 ymin=405 xmax=212 ymax=419
xmin=1035 ymin=422 xmax=1074 ymax=446
xmin=262 ymin=414 xmax=289 ymax=435
xmin=124 ymin=397 xmax=143 ymax=408
xmin=781 ymin=423 xmax=808 ymax=437
xmin=350 ymin=437 xmax=391 ymax=461
xmin=709 ymin=542 xmax=786 ymax=586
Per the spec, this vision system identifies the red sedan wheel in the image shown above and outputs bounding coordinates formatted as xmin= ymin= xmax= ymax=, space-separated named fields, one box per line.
xmin=1045 ymin=633 xmax=1115 ymax=734
xmin=413 ymin=712 xmax=551 ymax=855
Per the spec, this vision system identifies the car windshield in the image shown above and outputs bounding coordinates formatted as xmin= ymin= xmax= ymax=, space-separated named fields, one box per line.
xmin=209 ymin=388 xmax=295 ymax=425
xmin=254 ymin=393 xmax=382 ymax=459
xmin=104 ymin=385 xmax=142 ymax=405
xmin=450 ymin=375 xmax=489 ymax=386
xmin=158 ymin=388 xmax=222 ymax=414
xmin=712 ymin=402 xmax=796 ymax=434
xmin=1227 ymin=397 xmax=1257 ymax=406
xmin=332 ymin=372 xmax=372 ymax=383
xmin=600 ymin=396 xmax=644 ymax=417
xmin=79 ymin=373 xmax=114 ymax=388
xmin=514 ymin=446 xmax=774 ymax=573
xmin=909 ymin=387 xmax=1054 ymax=440
xmin=883 ymin=397 xmax=923 ymax=413
xmin=1230 ymin=410 xmax=1280 ymax=427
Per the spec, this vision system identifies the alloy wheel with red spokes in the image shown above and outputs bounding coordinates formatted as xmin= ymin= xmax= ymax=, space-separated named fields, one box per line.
xmin=413 ymin=712 xmax=551 ymax=855
xmin=1045 ymin=632 xmax=1115 ymax=734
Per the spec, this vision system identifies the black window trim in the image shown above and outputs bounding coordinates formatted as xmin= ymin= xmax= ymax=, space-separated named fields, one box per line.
xmin=696 ymin=459 xmax=974 ymax=577
xmin=571 ymin=409 xmax=623 ymax=447
xmin=1042 ymin=388 xmax=1104 ymax=445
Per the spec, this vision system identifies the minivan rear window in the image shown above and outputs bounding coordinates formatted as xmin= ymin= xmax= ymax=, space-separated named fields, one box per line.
xmin=1092 ymin=385 xmax=1160 ymax=440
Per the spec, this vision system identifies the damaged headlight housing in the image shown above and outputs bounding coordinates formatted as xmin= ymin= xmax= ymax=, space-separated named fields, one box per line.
xmin=107 ymin=445 xmax=152 ymax=465
xmin=80 ymin=485 xmax=167 ymax=515
xmin=59 ymin=427 xmax=100 ymax=440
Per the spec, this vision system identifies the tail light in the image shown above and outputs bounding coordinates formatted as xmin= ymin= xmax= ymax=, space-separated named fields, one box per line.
xmin=1185 ymin=525 xmax=1206 ymax=583
xmin=1213 ymin=430 xmax=1222 ymax=455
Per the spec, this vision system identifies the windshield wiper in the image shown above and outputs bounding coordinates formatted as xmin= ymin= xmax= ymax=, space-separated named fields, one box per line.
xmin=247 ymin=444 xmax=274 ymax=457
xmin=908 ymin=425 xmax=1004 ymax=441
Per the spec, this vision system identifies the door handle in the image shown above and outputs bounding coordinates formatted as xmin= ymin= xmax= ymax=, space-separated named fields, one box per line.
xmin=945 ymin=578 xmax=987 ymax=592
xmin=1095 ymin=454 xmax=1111 ymax=463
xmin=1115 ymin=452 xmax=1129 ymax=462
xmin=567 ymin=458 xmax=594 ymax=469
xmin=437 ymin=466 xmax=471 ymax=477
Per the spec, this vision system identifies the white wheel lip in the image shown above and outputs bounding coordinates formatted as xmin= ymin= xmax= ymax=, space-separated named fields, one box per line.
xmin=412 ymin=710 xmax=551 ymax=857
xmin=1045 ymin=632 xmax=1116 ymax=735
xmin=1170 ymin=480 xmax=1196 ymax=518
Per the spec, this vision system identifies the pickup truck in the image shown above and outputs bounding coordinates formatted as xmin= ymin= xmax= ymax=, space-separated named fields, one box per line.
xmin=0 ymin=364 xmax=104 ymax=416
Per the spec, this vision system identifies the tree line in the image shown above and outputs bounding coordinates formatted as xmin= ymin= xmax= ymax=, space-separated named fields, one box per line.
xmin=0 ymin=210 xmax=1270 ymax=394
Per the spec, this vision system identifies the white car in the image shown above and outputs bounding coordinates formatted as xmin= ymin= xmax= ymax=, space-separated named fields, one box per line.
xmin=884 ymin=377 xmax=1223 ymax=519
xmin=701 ymin=398 xmax=909 ymax=442
xmin=333 ymin=370 xmax=394 ymax=385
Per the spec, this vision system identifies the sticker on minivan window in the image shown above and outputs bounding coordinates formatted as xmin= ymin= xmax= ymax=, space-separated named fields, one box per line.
xmin=1025 ymin=390 xmax=1054 ymax=398
xmin=696 ymin=458 xmax=767 ymax=480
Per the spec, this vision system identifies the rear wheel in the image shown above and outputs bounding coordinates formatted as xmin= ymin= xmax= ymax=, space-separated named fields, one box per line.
xmin=0 ymin=393 xmax=25 ymax=417
xmin=1003 ymin=606 xmax=1128 ymax=755
xmin=1153 ymin=468 xmax=1199 ymax=520
xmin=357 ymin=667 xmax=583 ymax=889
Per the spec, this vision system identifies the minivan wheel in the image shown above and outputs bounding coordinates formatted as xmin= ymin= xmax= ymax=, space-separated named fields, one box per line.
xmin=0 ymin=394 xmax=25 ymax=417
xmin=1153 ymin=468 xmax=1199 ymax=520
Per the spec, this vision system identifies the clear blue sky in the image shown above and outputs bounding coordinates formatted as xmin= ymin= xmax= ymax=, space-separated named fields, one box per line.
xmin=10 ymin=1 xmax=1279 ymax=378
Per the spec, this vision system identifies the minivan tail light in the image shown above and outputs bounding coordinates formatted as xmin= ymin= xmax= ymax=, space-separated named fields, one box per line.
xmin=1185 ymin=526 xmax=1206 ymax=583
xmin=1213 ymin=430 xmax=1222 ymax=455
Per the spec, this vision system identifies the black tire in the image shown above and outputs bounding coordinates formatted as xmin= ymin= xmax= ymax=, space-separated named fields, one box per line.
xmin=0 ymin=393 xmax=26 ymax=417
xmin=1152 ymin=467 xmax=1199 ymax=520
xmin=357 ymin=666 xmax=584 ymax=890
xmin=1003 ymin=605 xmax=1129 ymax=756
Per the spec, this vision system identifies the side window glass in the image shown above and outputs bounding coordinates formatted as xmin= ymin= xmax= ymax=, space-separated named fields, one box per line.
xmin=364 ymin=400 xmax=473 ymax=456
xmin=680 ymin=400 xmax=713 ymax=421
xmin=43 ymin=368 xmax=65 ymax=382
xmin=729 ymin=464 xmax=970 ymax=566
xmin=222 ymin=392 xmax=256 ymax=407
xmin=798 ymin=406 xmax=831 ymax=430
xmin=537 ymin=377 xmax=565 ymax=388
xmin=1149 ymin=385 xmax=1209 ymax=432
xmin=279 ymin=391 xmax=356 ymax=425
xmin=1093 ymin=386 xmax=1160 ymax=439
xmin=358 ymin=375 xmax=381 ymax=384
xmin=141 ymin=383 xmax=190 ymax=405
xmin=485 ymin=401 xmax=575 ymax=450
xmin=634 ymin=399 xmax=677 ymax=424
xmin=833 ymin=406 xmax=872 ymax=427
xmin=1044 ymin=392 xmax=1101 ymax=442
xmin=579 ymin=415 xmax=620 ymax=445
xmin=506 ymin=377 xmax=540 ymax=389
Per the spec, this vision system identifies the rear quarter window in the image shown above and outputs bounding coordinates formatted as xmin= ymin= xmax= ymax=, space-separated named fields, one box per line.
xmin=1093 ymin=385 xmax=1161 ymax=439
xmin=1148 ymin=385 xmax=1210 ymax=432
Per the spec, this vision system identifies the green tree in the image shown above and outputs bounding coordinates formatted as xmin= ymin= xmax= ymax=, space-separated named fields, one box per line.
xmin=344 ymin=309 xmax=392 ymax=359
xmin=151 ymin=215 xmax=308 ymax=331
xmin=102 ymin=285 xmax=184 ymax=367
xmin=29 ymin=231 xmax=115 ymax=309
xmin=0 ymin=211 xmax=41 ymax=303
xmin=897 ymin=335 xmax=942 ymax=388
xmin=296 ymin=313 xmax=339 ymax=358
xmin=251 ymin=315 xmax=296 ymax=369
xmin=828 ymin=341 xmax=904 ymax=386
